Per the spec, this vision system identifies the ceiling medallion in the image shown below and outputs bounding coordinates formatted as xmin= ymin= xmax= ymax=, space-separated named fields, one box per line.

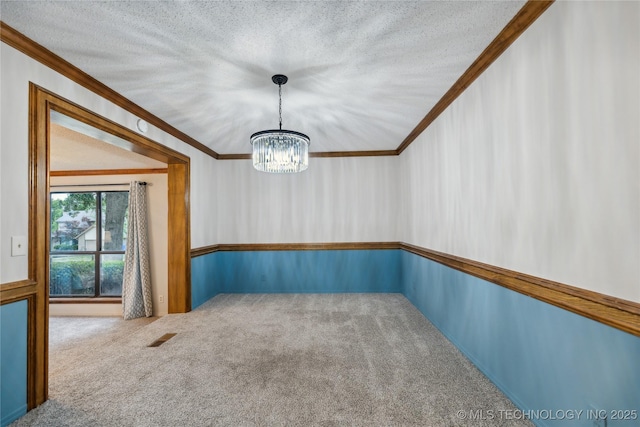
xmin=250 ymin=74 xmax=310 ymax=173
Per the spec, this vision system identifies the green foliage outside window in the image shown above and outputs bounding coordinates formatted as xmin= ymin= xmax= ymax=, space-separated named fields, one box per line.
xmin=50 ymin=259 xmax=124 ymax=296
xmin=102 ymin=260 xmax=125 ymax=295
xmin=50 ymin=259 xmax=95 ymax=296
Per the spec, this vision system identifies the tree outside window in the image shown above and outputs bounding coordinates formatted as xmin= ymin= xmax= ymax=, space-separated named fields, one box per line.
xmin=50 ymin=191 xmax=129 ymax=297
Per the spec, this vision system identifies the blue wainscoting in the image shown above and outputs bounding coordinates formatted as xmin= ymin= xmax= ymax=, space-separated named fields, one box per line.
xmin=1 ymin=300 xmax=28 ymax=427
xmin=191 ymin=247 xmax=639 ymax=426
xmin=191 ymin=249 xmax=402 ymax=309
xmin=192 ymin=254 xmax=221 ymax=309
xmin=401 ymin=250 xmax=640 ymax=427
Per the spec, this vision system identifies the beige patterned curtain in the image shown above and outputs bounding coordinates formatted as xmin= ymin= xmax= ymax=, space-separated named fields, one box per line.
xmin=122 ymin=181 xmax=153 ymax=320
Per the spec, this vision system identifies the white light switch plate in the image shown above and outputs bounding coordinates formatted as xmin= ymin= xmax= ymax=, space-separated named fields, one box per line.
xmin=11 ymin=236 xmax=27 ymax=256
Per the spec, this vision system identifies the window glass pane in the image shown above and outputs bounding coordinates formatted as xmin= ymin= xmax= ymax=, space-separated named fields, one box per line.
xmin=101 ymin=192 xmax=129 ymax=251
xmin=100 ymin=254 xmax=124 ymax=296
xmin=50 ymin=254 xmax=95 ymax=296
xmin=50 ymin=192 xmax=97 ymax=251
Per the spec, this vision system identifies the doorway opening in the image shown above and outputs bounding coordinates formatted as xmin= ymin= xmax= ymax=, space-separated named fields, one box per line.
xmin=28 ymin=83 xmax=191 ymax=408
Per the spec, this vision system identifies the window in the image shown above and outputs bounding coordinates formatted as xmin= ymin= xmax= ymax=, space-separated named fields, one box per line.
xmin=50 ymin=191 xmax=129 ymax=298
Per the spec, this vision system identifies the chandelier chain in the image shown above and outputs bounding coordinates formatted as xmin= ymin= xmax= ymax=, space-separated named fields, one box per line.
xmin=278 ymin=83 xmax=283 ymax=130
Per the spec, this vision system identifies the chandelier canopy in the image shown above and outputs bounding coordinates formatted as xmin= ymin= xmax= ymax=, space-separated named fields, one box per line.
xmin=250 ymin=75 xmax=310 ymax=173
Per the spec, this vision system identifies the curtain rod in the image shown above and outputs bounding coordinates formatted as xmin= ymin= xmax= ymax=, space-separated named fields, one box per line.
xmin=50 ymin=182 xmax=147 ymax=188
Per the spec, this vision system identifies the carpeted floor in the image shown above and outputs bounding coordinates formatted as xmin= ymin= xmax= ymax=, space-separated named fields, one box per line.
xmin=13 ymin=294 xmax=531 ymax=426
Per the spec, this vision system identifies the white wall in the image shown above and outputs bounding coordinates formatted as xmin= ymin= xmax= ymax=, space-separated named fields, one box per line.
xmin=399 ymin=1 xmax=639 ymax=302
xmin=48 ymin=173 xmax=168 ymax=316
xmin=214 ymin=156 xmax=400 ymax=244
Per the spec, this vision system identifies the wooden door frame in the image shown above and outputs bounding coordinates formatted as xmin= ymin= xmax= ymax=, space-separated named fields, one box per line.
xmin=28 ymin=83 xmax=191 ymax=407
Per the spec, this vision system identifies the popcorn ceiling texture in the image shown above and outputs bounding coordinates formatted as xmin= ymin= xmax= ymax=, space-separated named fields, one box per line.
xmin=0 ymin=1 xmax=525 ymax=154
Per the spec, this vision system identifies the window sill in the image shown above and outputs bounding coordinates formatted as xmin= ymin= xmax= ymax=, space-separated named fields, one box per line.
xmin=49 ymin=297 xmax=122 ymax=304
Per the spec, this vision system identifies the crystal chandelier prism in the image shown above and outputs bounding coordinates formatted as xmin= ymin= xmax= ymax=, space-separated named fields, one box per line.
xmin=250 ymin=75 xmax=310 ymax=173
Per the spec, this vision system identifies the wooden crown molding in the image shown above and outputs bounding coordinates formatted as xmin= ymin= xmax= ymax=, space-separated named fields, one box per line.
xmin=396 ymin=0 xmax=554 ymax=154
xmin=217 ymin=150 xmax=399 ymax=160
xmin=50 ymin=168 xmax=168 ymax=177
xmin=190 ymin=241 xmax=639 ymax=337
xmin=311 ymin=150 xmax=398 ymax=158
xmin=215 ymin=154 xmax=252 ymax=161
xmin=0 ymin=21 xmax=219 ymax=160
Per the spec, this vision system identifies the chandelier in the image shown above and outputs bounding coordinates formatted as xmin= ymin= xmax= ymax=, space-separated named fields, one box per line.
xmin=250 ymin=75 xmax=310 ymax=173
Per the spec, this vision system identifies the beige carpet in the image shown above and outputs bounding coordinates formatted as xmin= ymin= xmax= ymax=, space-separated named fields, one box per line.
xmin=13 ymin=294 xmax=531 ymax=426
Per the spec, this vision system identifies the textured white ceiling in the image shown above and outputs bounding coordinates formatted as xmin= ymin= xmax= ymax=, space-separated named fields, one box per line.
xmin=1 ymin=1 xmax=525 ymax=154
